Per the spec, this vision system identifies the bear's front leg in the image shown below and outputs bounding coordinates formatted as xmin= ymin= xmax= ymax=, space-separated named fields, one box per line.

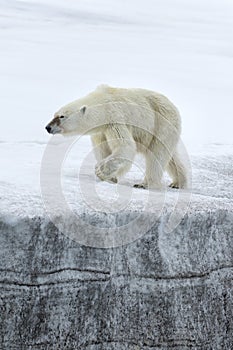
xmin=95 ymin=171 xmax=117 ymax=183
xmin=95 ymin=124 xmax=136 ymax=184
xmin=95 ymin=159 xmax=118 ymax=183
xmin=95 ymin=157 xmax=128 ymax=183
xmin=91 ymin=133 xmax=117 ymax=183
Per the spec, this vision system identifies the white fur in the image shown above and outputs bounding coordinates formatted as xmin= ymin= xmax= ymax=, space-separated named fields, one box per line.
xmin=48 ymin=85 xmax=188 ymax=189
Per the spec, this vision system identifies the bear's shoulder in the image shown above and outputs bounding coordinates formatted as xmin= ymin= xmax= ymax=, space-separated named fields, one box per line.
xmin=95 ymin=84 xmax=111 ymax=93
xmin=94 ymin=84 xmax=124 ymax=96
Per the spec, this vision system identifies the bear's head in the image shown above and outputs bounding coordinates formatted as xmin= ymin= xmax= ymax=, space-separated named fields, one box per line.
xmin=45 ymin=105 xmax=87 ymax=136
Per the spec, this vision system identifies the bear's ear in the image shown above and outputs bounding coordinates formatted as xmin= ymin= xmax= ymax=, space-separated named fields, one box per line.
xmin=80 ymin=105 xmax=87 ymax=115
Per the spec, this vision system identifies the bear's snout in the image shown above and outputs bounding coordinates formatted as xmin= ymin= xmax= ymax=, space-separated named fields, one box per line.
xmin=45 ymin=125 xmax=52 ymax=133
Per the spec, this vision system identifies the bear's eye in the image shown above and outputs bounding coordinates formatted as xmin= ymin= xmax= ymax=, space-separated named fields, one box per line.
xmin=60 ymin=115 xmax=65 ymax=119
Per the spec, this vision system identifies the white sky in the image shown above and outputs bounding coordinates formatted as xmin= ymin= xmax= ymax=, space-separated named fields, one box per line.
xmin=0 ymin=0 xmax=233 ymax=147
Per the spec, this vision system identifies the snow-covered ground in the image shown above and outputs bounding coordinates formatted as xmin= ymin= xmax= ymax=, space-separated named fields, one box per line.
xmin=0 ymin=0 xmax=232 ymax=246
xmin=0 ymin=0 xmax=233 ymax=146
xmin=0 ymin=138 xmax=232 ymax=247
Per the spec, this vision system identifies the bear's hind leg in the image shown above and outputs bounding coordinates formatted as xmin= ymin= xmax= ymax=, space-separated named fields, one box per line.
xmin=134 ymin=137 xmax=173 ymax=190
xmin=167 ymin=149 xmax=188 ymax=189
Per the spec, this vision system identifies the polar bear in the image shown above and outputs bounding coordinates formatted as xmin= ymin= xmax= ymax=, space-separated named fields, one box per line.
xmin=45 ymin=85 xmax=188 ymax=189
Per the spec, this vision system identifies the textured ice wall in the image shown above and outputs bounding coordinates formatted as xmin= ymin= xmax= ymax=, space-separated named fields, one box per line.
xmin=0 ymin=207 xmax=233 ymax=349
xmin=0 ymin=143 xmax=233 ymax=349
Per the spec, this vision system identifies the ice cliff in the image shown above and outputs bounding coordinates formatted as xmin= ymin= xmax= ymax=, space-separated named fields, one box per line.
xmin=0 ymin=142 xmax=232 ymax=349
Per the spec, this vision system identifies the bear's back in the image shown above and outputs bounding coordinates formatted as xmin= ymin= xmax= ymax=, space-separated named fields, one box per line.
xmin=90 ymin=85 xmax=176 ymax=112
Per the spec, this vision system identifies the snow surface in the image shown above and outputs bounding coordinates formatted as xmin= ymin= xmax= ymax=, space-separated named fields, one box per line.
xmin=0 ymin=0 xmax=233 ymax=146
xmin=0 ymin=140 xmax=232 ymax=214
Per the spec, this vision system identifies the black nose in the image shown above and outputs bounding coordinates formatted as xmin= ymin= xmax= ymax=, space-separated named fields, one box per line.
xmin=46 ymin=125 xmax=52 ymax=133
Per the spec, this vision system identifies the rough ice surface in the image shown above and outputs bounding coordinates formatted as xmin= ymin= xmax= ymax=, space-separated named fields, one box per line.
xmin=0 ymin=141 xmax=233 ymax=349
xmin=0 ymin=0 xmax=233 ymax=348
